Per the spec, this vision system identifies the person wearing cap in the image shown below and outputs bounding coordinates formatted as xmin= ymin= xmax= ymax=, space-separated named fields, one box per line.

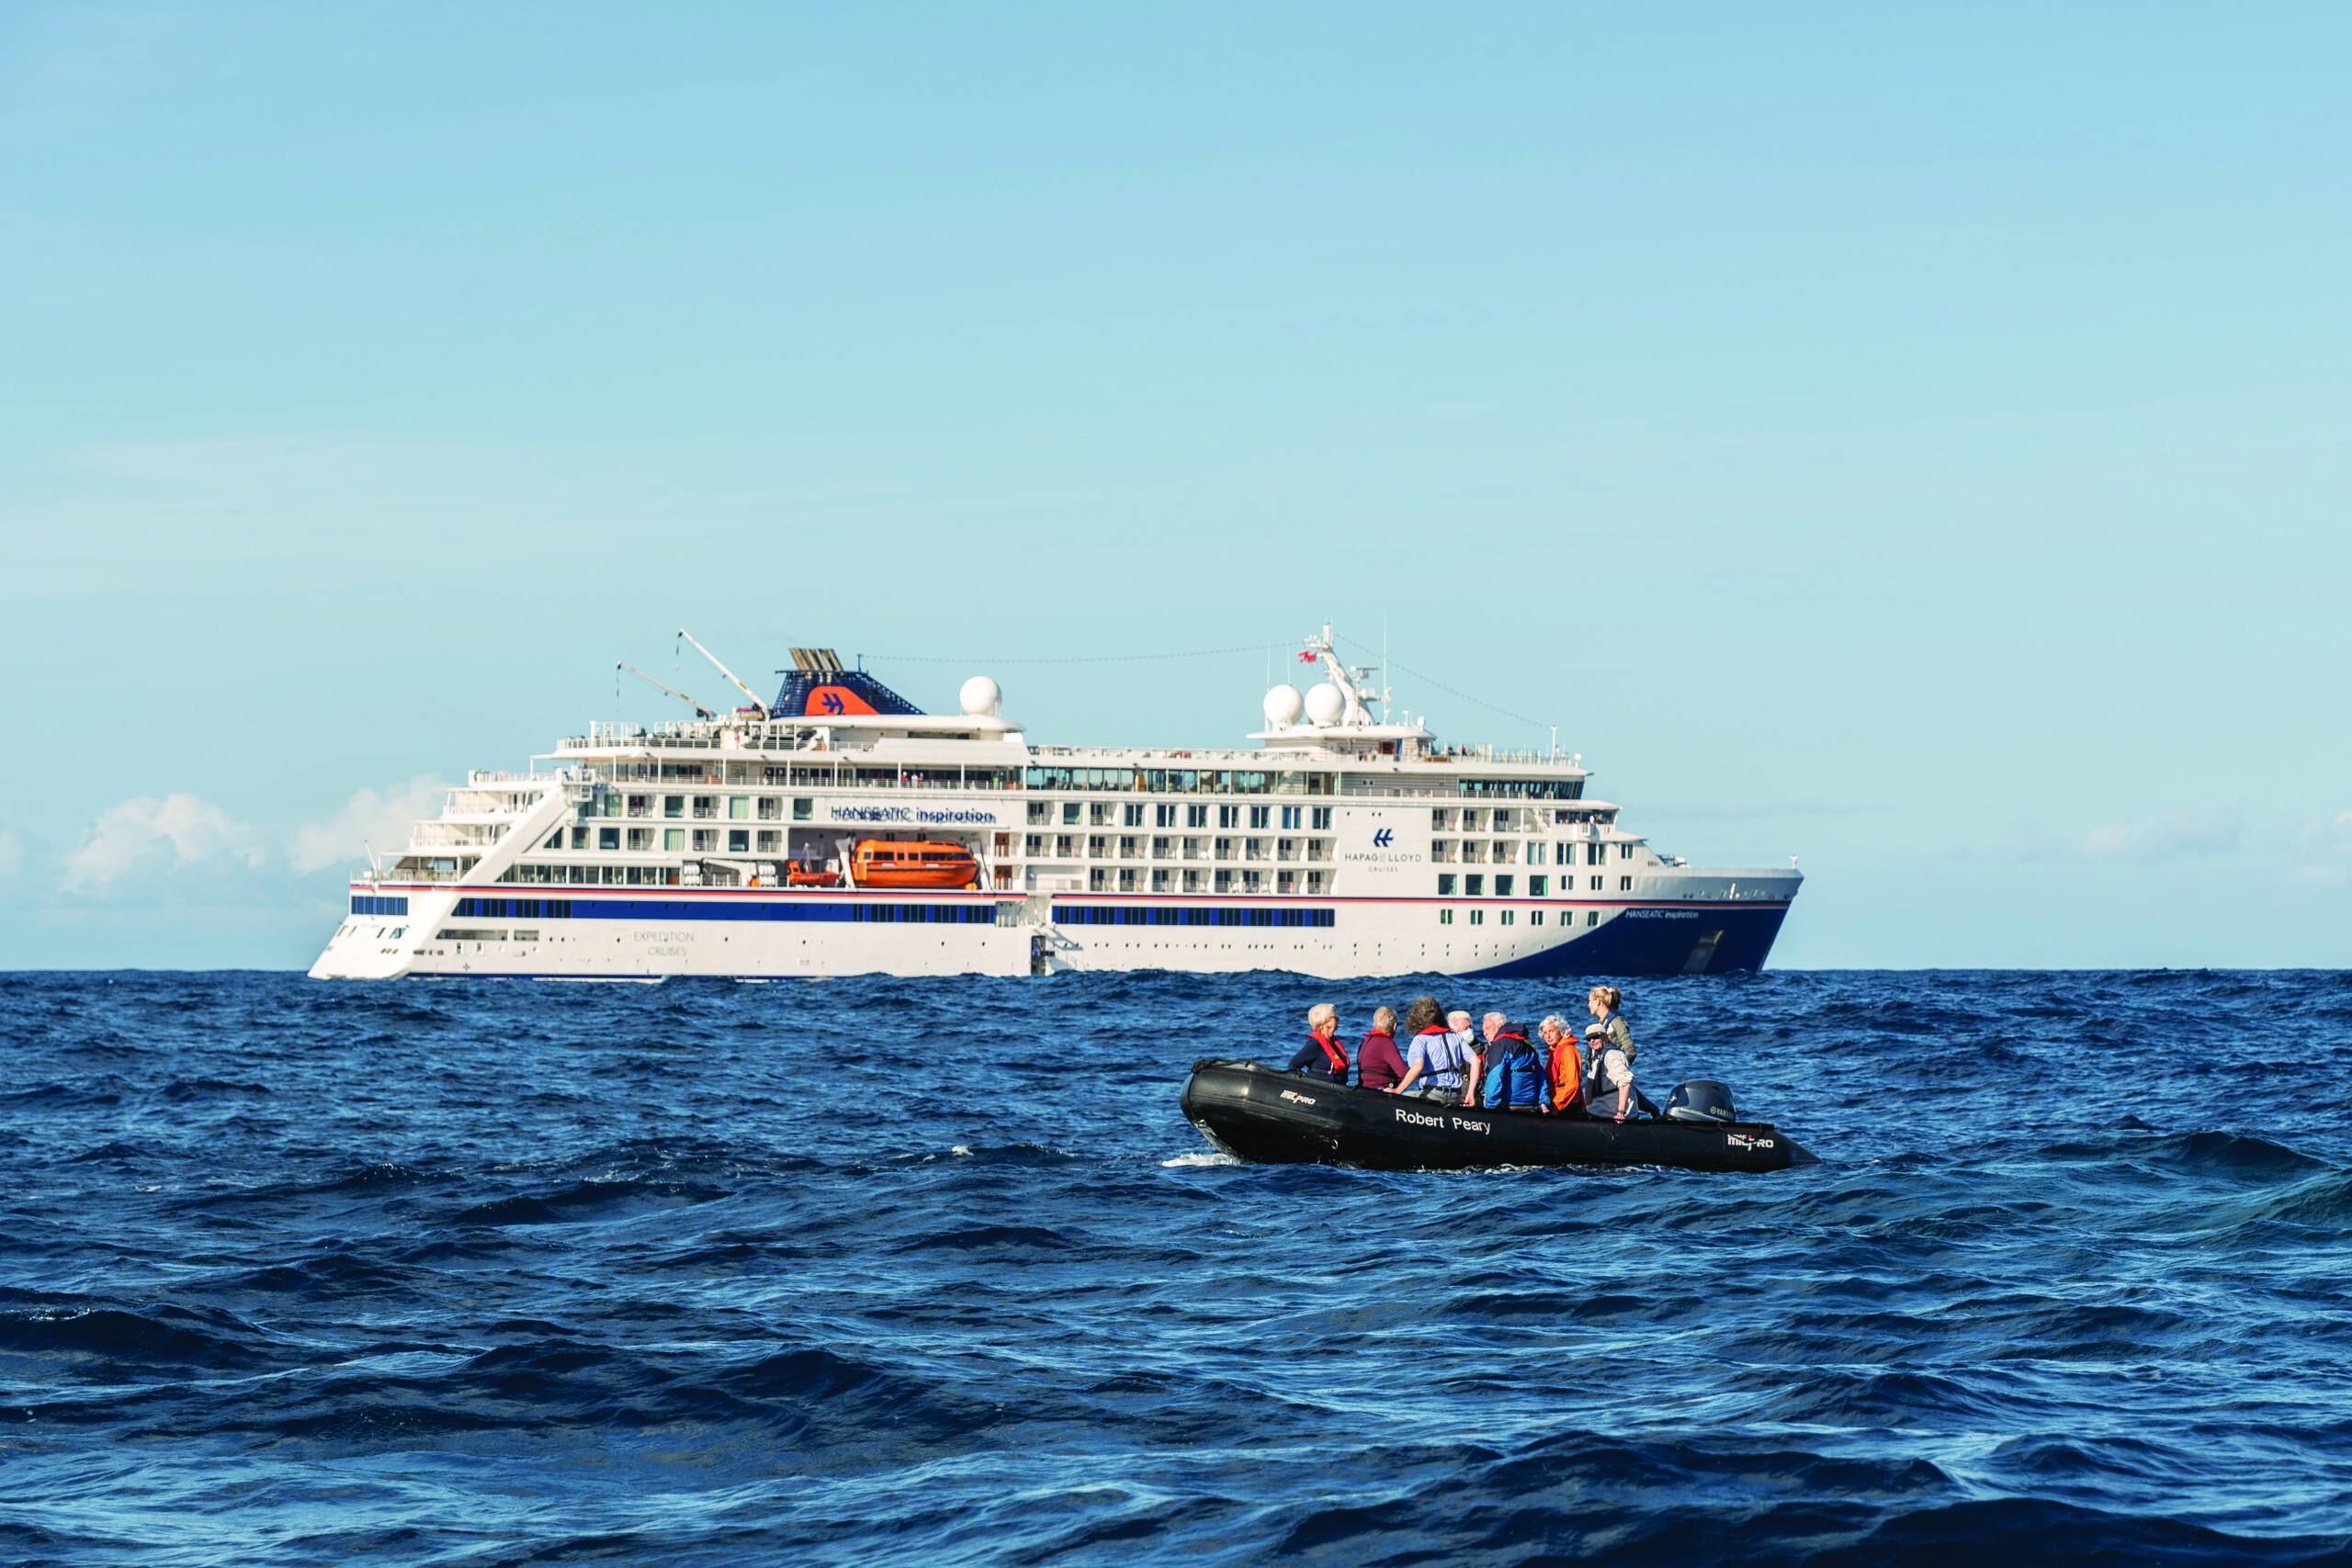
xmin=1583 ymin=986 xmax=1641 ymax=1121
xmin=1284 ymin=1002 xmax=1351 ymax=1082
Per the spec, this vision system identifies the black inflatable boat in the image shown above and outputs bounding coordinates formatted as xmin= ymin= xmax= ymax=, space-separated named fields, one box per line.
xmin=1181 ymin=1059 xmax=1815 ymax=1173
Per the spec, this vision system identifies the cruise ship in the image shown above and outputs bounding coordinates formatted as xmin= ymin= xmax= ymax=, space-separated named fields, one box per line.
xmin=311 ymin=628 xmax=1801 ymax=981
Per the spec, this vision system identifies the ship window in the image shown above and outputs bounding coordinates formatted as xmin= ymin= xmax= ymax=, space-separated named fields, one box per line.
xmin=1501 ymin=910 xmax=1514 ymax=926
xmin=1464 ymin=874 xmax=1484 ymax=897
xmin=1439 ymin=908 xmax=1453 ymax=925
xmin=729 ymin=830 xmax=751 ymax=852
xmin=1621 ymin=874 xmax=1634 ymax=891
xmin=1186 ymin=805 xmax=1207 ymax=828
xmin=1279 ymin=806 xmax=1302 ymax=830
xmin=1495 ymin=875 xmax=1513 ymax=897
xmin=1531 ymin=909 xmax=1544 ymax=926
xmin=598 ymin=828 xmax=619 ymax=851
xmin=793 ymin=798 xmax=812 ymax=820
xmin=1587 ymin=909 xmax=1600 ymax=926
xmin=1531 ymin=875 xmax=1548 ymax=897
xmin=1310 ymin=807 xmax=1331 ymax=830
xmin=1063 ymin=803 xmax=1081 ymax=826
xmin=664 ymin=829 xmax=684 ymax=852
xmin=1469 ymin=909 xmax=1484 ymax=926
xmin=1124 ymin=804 xmax=1145 ymax=828
xmin=1437 ymin=874 xmax=1455 ymax=897
xmin=1249 ymin=806 xmax=1271 ymax=829
xmin=1590 ymin=875 xmax=1602 ymax=891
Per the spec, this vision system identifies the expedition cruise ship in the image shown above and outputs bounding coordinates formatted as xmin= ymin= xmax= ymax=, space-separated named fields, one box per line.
xmin=311 ymin=628 xmax=1801 ymax=981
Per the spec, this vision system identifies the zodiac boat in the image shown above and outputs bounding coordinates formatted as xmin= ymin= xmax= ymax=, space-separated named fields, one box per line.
xmin=1180 ymin=1059 xmax=1814 ymax=1173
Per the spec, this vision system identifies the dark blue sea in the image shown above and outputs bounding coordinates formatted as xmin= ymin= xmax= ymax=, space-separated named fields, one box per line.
xmin=3 ymin=970 xmax=2348 ymax=1566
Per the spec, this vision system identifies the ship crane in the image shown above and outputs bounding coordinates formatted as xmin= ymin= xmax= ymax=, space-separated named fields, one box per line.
xmin=617 ymin=661 xmax=717 ymax=719
xmin=678 ymin=627 xmax=769 ymax=715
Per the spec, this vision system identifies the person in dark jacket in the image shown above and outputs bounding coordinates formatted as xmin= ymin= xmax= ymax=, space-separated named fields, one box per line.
xmin=1355 ymin=1006 xmax=1408 ymax=1091
xmin=1284 ymin=1002 xmax=1351 ymax=1081
xmin=1478 ymin=1012 xmax=1549 ymax=1111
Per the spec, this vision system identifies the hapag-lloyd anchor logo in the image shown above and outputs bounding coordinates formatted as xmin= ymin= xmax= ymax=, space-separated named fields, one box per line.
xmin=1344 ymin=824 xmax=1419 ymax=865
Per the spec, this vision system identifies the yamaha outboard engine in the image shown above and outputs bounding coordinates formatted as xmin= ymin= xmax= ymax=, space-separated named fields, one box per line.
xmin=1663 ymin=1079 xmax=1736 ymax=1124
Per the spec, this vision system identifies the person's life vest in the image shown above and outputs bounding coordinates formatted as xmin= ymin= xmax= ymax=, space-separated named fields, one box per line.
xmin=1306 ymin=1032 xmax=1349 ymax=1078
xmin=1548 ymin=1035 xmax=1584 ymax=1111
xmin=1480 ymin=1032 xmax=1545 ymax=1110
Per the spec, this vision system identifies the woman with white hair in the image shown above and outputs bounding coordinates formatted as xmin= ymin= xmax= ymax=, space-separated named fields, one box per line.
xmin=1283 ymin=1001 xmax=1351 ymax=1082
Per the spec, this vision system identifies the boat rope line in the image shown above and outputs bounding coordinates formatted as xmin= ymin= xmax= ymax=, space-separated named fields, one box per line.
xmin=1333 ymin=633 xmax=1553 ymax=734
xmin=859 ymin=641 xmax=1295 ymax=667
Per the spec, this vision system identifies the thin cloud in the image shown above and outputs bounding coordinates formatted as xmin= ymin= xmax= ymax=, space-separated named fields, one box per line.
xmin=1997 ymin=805 xmax=2245 ymax=865
xmin=0 ymin=829 xmax=24 ymax=881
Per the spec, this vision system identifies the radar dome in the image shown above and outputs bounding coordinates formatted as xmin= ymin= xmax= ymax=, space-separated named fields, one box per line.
xmin=1261 ymin=684 xmax=1305 ymax=728
xmin=1303 ymin=682 xmax=1346 ymax=727
xmin=958 ymin=675 xmax=1001 ymax=716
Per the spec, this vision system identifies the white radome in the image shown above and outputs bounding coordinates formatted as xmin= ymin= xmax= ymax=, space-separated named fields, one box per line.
xmin=1303 ymin=682 xmax=1346 ymax=727
xmin=959 ymin=675 xmax=1001 ymax=716
xmin=1261 ymin=684 xmax=1306 ymax=728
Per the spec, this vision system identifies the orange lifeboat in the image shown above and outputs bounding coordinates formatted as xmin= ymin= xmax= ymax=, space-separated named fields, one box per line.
xmin=851 ymin=840 xmax=979 ymax=890
xmin=786 ymin=865 xmax=842 ymax=887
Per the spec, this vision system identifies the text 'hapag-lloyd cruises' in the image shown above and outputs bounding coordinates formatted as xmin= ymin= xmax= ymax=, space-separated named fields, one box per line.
xmin=312 ymin=628 xmax=1800 ymax=981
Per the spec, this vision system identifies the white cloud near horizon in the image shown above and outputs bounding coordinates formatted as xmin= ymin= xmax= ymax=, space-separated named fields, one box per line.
xmin=63 ymin=794 xmax=270 ymax=890
xmin=58 ymin=777 xmax=454 ymax=891
xmin=0 ymin=829 xmax=24 ymax=881
xmin=288 ymin=775 xmax=452 ymax=874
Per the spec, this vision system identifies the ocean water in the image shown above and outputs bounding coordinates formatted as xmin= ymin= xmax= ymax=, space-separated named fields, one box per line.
xmin=2 ymin=969 xmax=2347 ymax=1566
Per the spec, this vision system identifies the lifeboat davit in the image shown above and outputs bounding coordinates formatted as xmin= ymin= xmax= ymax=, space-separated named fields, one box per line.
xmin=851 ymin=840 xmax=979 ymax=890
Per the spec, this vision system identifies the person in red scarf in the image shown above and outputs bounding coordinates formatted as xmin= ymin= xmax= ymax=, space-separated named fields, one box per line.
xmin=1284 ymin=1002 xmax=1351 ymax=1082
xmin=1355 ymin=1006 xmax=1408 ymax=1091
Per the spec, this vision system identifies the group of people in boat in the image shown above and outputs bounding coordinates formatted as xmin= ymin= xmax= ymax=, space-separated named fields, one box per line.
xmin=1283 ymin=987 xmax=1653 ymax=1122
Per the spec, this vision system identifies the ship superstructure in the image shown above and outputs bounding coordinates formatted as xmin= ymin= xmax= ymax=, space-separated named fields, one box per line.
xmin=311 ymin=629 xmax=1800 ymax=980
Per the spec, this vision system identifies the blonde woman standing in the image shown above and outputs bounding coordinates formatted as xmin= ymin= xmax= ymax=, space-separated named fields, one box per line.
xmin=1583 ymin=986 xmax=1638 ymax=1122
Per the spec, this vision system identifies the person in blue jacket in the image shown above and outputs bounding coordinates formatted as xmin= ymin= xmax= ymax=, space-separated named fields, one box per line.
xmin=1284 ymin=1002 xmax=1351 ymax=1082
xmin=1477 ymin=1011 xmax=1549 ymax=1111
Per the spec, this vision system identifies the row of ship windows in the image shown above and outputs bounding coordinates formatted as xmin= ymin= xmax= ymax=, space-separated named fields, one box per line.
xmin=1438 ymin=908 xmax=1604 ymax=927
xmin=1054 ymin=907 xmax=1338 ymax=929
xmin=1034 ymin=803 xmax=1335 ymax=829
xmin=1433 ymin=840 xmax=1636 ymax=866
xmin=350 ymin=896 xmax=411 ymax=917
xmin=1438 ymin=874 xmax=1636 ymax=897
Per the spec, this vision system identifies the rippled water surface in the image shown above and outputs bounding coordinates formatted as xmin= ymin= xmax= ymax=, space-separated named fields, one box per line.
xmin=3 ymin=969 xmax=2348 ymax=1565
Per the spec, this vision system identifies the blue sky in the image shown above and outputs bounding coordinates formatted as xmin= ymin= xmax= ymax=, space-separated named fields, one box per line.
xmin=3 ymin=4 xmax=2346 ymax=969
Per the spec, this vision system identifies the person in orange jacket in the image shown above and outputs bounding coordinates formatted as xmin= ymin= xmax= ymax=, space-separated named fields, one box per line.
xmin=1538 ymin=1014 xmax=1583 ymax=1112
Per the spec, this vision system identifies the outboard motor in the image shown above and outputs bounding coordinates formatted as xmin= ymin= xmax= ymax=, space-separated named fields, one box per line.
xmin=1663 ymin=1079 xmax=1736 ymax=1124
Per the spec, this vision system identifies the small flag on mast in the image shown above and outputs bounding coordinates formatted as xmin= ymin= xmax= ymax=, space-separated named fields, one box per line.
xmin=1297 ymin=649 xmax=1317 ymax=663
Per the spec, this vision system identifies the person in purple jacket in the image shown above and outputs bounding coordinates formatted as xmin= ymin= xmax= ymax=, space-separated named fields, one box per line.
xmin=1354 ymin=1006 xmax=1408 ymax=1091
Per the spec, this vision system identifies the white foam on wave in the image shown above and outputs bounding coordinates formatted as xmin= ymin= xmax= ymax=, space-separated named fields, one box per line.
xmin=951 ymin=1145 xmax=972 ymax=1156
xmin=1160 ymin=1150 xmax=1239 ymax=1168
